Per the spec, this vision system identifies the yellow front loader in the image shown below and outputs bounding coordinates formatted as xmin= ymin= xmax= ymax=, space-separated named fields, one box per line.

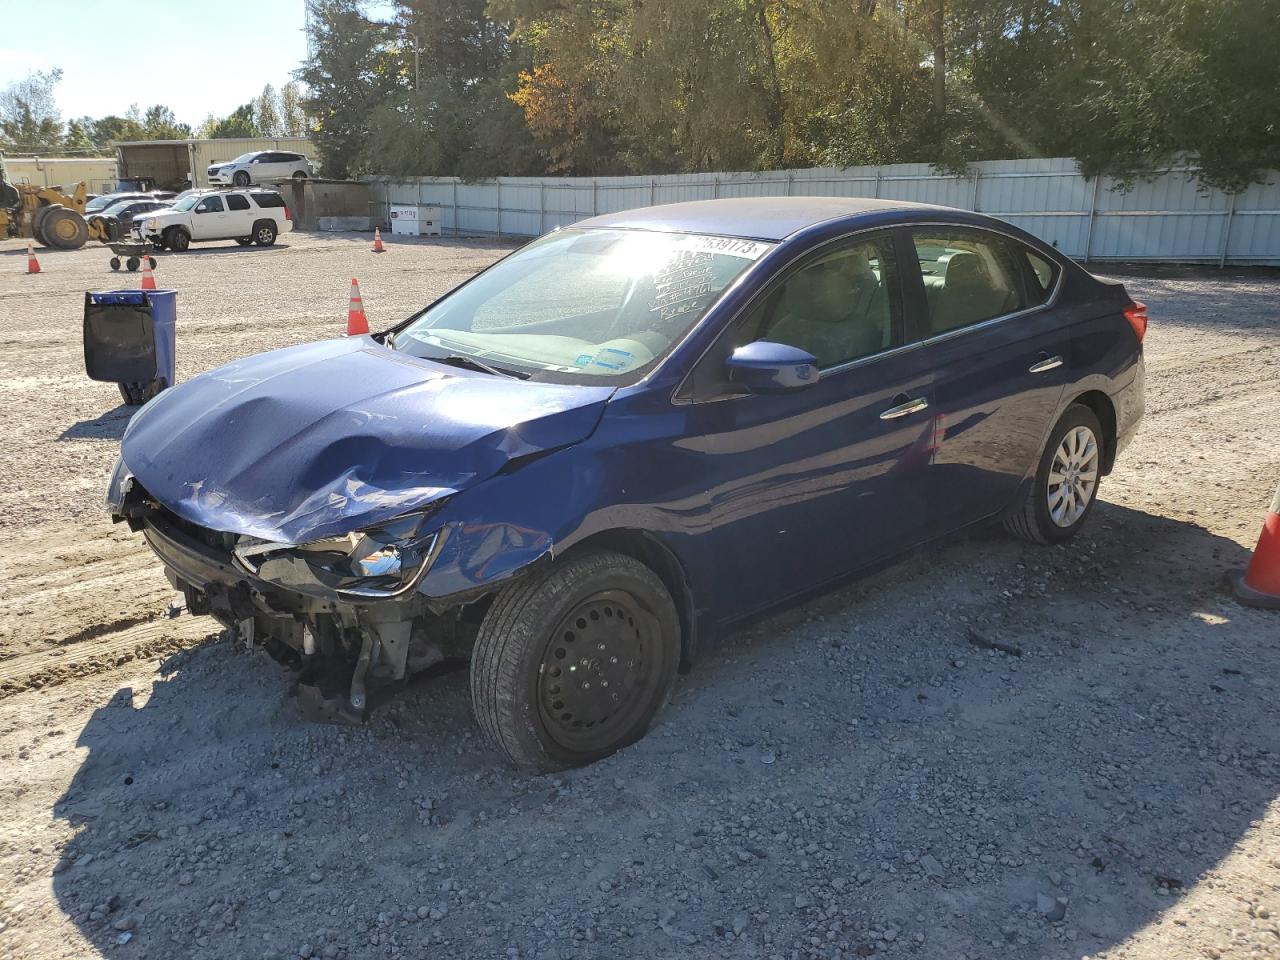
xmin=0 ymin=155 xmax=99 ymax=249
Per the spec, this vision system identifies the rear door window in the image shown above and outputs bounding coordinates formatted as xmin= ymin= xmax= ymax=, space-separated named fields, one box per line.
xmin=910 ymin=229 xmax=1029 ymax=336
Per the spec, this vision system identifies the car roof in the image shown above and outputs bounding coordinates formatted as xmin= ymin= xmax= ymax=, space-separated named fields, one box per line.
xmin=576 ymin=196 xmax=969 ymax=242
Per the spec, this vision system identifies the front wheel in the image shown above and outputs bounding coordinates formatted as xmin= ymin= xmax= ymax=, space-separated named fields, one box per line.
xmin=233 ymin=171 xmax=251 ymax=187
xmin=1004 ymin=404 xmax=1104 ymax=545
xmin=470 ymin=551 xmax=681 ymax=771
xmin=165 ymin=226 xmax=190 ymax=252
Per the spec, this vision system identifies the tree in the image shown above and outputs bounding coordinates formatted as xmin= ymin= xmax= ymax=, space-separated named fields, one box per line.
xmin=280 ymin=81 xmax=309 ymax=137
xmin=143 ymin=105 xmax=192 ymax=140
xmin=203 ymin=103 xmax=261 ymax=139
xmin=0 ymin=69 xmax=64 ymax=152
xmin=63 ymin=117 xmax=97 ymax=153
xmin=256 ymin=84 xmax=282 ymax=136
xmin=299 ymin=0 xmax=401 ymax=177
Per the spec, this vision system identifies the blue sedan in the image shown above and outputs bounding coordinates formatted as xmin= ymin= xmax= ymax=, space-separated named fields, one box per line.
xmin=108 ymin=197 xmax=1146 ymax=769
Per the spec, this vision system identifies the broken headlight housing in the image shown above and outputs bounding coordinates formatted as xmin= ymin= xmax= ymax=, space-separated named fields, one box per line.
xmin=233 ymin=512 xmax=444 ymax=599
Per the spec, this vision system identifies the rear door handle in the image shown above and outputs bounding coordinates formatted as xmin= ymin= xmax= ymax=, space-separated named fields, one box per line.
xmin=880 ymin=396 xmax=929 ymax=420
xmin=1029 ymin=354 xmax=1064 ymax=373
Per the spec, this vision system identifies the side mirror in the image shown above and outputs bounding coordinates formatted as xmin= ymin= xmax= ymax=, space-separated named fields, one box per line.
xmin=725 ymin=340 xmax=819 ymax=393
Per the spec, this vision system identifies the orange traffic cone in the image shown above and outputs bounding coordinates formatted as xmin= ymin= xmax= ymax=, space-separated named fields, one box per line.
xmin=372 ymin=227 xmax=385 ymax=253
xmin=1231 ymin=481 xmax=1280 ymax=609
xmin=346 ymin=278 xmax=369 ymax=336
xmin=26 ymin=241 xmax=41 ymax=274
xmin=140 ymin=257 xmax=157 ymax=290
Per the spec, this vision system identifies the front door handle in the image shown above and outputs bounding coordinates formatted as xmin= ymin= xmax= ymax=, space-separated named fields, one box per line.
xmin=1029 ymin=354 xmax=1064 ymax=373
xmin=880 ymin=395 xmax=929 ymax=420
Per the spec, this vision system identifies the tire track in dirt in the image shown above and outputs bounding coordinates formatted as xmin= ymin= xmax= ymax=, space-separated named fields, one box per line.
xmin=0 ymin=616 xmax=217 ymax=696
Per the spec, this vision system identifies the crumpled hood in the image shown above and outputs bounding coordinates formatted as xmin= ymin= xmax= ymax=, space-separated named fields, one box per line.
xmin=121 ymin=336 xmax=614 ymax=542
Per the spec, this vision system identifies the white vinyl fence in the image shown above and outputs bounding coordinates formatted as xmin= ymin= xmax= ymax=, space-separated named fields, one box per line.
xmin=366 ymin=157 xmax=1280 ymax=265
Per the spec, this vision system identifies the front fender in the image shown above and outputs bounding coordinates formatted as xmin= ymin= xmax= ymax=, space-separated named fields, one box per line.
xmin=414 ymin=439 xmax=693 ymax=603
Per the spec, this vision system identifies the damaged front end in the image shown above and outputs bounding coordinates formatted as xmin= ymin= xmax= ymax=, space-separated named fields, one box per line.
xmin=109 ymin=459 xmax=479 ymax=722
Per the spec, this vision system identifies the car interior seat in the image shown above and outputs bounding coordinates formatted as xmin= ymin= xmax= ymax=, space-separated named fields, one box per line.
xmin=767 ymin=251 xmax=888 ymax=366
xmin=933 ymin=250 xmax=1014 ymax=333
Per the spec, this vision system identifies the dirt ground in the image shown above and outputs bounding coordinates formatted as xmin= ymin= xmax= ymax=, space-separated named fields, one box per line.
xmin=0 ymin=232 xmax=1276 ymax=960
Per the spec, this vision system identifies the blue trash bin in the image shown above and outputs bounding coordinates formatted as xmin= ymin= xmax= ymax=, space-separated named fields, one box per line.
xmin=83 ymin=289 xmax=176 ymax=406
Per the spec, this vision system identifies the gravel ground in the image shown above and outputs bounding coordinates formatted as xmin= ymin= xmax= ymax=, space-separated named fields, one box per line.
xmin=0 ymin=233 xmax=1277 ymax=960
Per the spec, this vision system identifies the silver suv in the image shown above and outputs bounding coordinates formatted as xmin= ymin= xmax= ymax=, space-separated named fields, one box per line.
xmin=207 ymin=151 xmax=313 ymax=187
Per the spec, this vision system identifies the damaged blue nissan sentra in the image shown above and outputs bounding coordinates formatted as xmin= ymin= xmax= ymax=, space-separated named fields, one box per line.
xmin=108 ymin=197 xmax=1145 ymax=770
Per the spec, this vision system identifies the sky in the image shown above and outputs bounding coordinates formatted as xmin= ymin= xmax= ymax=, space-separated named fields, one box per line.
xmin=0 ymin=0 xmax=312 ymax=128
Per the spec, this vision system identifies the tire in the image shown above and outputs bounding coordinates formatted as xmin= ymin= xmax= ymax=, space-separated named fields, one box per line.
xmin=125 ymin=257 xmax=139 ymax=271
xmin=292 ymin=170 xmax=307 ymax=180
xmin=233 ymin=171 xmax=250 ymax=187
xmin=253 ymin=221 xmax=277 ymax=246
xmin=31 ymin=204 xmax=54 ymax=246
xmin=119 ymin=379 xmax=163 ymax=406
xmin=165 ymin=226 xmax=190 ymax=252
xmin=109 ymin=257 xmax=121 ymax=271
xmin=1004 ymin=403 xmax=1105 ymax=545
xmin=147 ymin=256 xmax=157 ymax=269
xmin=235 ymin=238 xmax=253 ymax=246
xmin=470 ymin=551 xmax=681 ymax=771
xmin=42 ymin=206 xmax=90 ymax=250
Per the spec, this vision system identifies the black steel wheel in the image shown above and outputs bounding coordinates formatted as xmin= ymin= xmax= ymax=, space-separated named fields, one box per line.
xmin=471 ymin=551 xmax=680 ymax=771
xmin=109 ymin=257 xmax=121 ymax=271
xmin=235 ymin=238 xmax=253 ymax=246
xmin=535 ymin=590 xmax=668 ymax=755
xmin=125 ymin=256 xmax=139 ymax=271
xmin=147 ymin=256 xmax=157 ymax=269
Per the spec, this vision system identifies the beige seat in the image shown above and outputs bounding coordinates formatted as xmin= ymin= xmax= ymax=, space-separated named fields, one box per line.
xmin=766 ymin=251 xmax=888 ymax=366
xmin=933 ymin=252 xmax=1014 ymax=332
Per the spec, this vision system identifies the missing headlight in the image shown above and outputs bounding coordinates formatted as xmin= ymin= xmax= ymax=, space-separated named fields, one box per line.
xmin=233 ymin=512 xmax=447 ymax=600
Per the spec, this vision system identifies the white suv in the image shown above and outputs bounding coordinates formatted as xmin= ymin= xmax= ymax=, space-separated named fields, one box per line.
xmin=207 ymin=151 xmax=313 ymax=187
xmin=133 ymin=189 xmax=293 ymax=251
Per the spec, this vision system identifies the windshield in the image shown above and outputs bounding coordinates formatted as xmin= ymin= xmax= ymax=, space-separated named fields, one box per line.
xmin=232 ymin=153 xmax=258 ymax=163
xmin=86 ymin=194 xmax=136 ymax=212
xmin=391 ymin=228 xmax=771 ymax=383
xmin=173 ymin=195 xmax=201 ymax=212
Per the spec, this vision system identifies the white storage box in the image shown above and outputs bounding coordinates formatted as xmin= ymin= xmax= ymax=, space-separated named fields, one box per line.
xmin=389 ymin=205 xmax=443 ymax=237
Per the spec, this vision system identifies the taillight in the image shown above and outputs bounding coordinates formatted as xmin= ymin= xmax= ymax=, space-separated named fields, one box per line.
xmin=283 ymin=206 xmax=292 ymax=221
xmin=1123 ymin=300 xmax=1148 ymax=343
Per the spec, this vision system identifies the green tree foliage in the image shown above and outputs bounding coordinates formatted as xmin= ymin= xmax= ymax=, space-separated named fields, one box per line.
xmin=298 ymin=0 xmax=402 ymax=177
xmin=142 ymin=105 xmax=193 ymax=140
xmin=202 ymin=103 xmax=262 ymax=139
xmin=0 ymin=70 xmax=65 ymax=153
xmin=301 ymin=0 xmax=534 ymax=178
xmin=280 ymin=82 xmax=309 ymax=137
xmin=256 ymin=84 xmax=283 ymax=136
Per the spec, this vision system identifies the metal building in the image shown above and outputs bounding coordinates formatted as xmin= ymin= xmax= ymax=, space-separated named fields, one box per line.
xmin=4 ymin=156 xmax=119 ymax=194
xmin=114 ymin=137 xmax=317 ymax=190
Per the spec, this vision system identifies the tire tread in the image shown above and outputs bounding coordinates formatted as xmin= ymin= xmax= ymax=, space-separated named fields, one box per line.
xmin=470 ymin=551 xmax=676 ymax=770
